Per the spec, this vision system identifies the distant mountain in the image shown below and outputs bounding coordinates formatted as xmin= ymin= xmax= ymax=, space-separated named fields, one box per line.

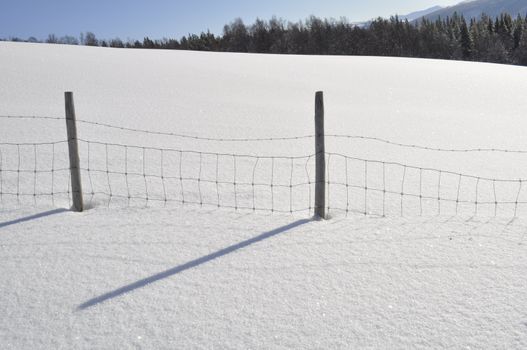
xmin=399 ymin=6 xmax=444 ymax=21
xmin=417 ymin=0 xmax=527 ymax=22
xmin=352 ymin=5 xmax=443 ymax=27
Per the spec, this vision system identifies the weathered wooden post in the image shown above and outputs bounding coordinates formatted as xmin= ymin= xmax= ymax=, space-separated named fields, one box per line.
xmin=65 ymin=92 xmax=84 ymax=212
xmin=314 ymin=91 xmax=326 ymax=219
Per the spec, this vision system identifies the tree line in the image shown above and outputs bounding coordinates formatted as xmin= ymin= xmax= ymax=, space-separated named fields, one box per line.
xmin=4 ymin=13 xmax=527 ymax=66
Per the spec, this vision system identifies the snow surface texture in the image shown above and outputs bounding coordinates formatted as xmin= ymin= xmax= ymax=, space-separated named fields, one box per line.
xmin=1 ymin=42 xmax=527 ymax=348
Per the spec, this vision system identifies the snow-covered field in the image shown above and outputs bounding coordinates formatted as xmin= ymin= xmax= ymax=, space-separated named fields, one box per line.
xmin=1 ymin=41 xmax=527 ymax=348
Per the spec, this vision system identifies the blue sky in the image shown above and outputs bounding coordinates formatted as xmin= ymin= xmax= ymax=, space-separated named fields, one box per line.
xmin=1 ymin=0 xmax=461 ymax=41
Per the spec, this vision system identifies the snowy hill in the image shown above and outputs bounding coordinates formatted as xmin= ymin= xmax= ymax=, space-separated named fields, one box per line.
xmin=1 ymin=42 xmax=527 ymax=348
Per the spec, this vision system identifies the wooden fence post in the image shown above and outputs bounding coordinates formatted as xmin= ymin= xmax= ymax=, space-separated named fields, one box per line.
xmin=65 ymin=92 xmax=84 ymax=212
xmin=314 ymin=91 xmax=326 ymax=219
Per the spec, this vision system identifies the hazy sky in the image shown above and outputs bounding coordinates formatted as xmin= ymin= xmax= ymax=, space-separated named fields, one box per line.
xmin=1 ymin=0 xmax=461 ymax=41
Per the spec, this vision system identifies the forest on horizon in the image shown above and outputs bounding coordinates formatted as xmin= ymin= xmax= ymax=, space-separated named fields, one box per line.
xmin=4 ymin=12 xmax=527 ymax=66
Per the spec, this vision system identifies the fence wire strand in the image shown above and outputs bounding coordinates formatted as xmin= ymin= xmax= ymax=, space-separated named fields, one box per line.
xmin=6 ymin=114 xmax=527 ymax=154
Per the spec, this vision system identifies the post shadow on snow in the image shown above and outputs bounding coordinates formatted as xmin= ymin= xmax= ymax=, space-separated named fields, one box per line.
xmin=0 ymin=208 xmax=69 ymax=229
xmin=78 ymin=218 xmax=312 ymax=310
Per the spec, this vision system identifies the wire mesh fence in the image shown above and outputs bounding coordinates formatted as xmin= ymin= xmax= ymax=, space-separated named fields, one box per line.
xmin=324 ymin=153 xmax=526 ymax=218
xmin=76 ymin=139 xmax=314 ymax=213
xmin=0 ymin=140 xmax=72 ymax=208
xmin=3 ymin=113 xmax=527 ymax=218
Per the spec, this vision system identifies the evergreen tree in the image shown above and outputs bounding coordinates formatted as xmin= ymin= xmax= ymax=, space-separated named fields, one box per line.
xmin=460 ymin=17 xmax=473 ymax=59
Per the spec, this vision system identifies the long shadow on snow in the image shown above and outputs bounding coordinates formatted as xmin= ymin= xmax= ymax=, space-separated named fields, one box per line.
xmin=0 ymin=208 xmax=69 ymax=229
xmin=78 ymin=218 xmax=312 ymax=310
